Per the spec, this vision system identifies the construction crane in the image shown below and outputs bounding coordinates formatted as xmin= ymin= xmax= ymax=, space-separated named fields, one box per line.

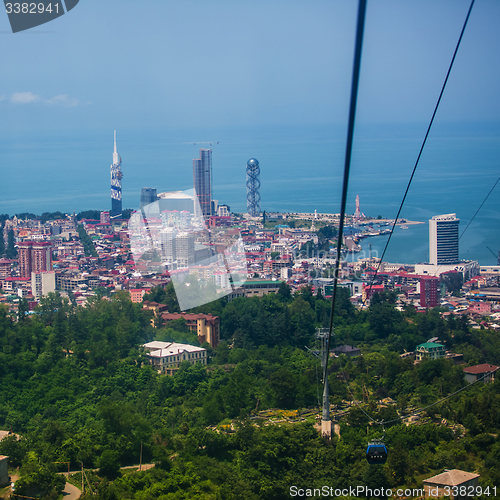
xmin=486 ymin=246 xmax=500 ymax=265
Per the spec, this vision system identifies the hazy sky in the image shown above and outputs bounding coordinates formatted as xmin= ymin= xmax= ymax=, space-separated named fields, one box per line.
xmin=1 ymin=0 xmax=500 ymax=131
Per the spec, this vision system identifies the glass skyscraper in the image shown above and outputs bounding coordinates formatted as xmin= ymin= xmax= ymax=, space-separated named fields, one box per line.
xmin=193 ymin=148 xmax=212 ymax=218
xmin=140 ymin=187 xmax=158 ymax=209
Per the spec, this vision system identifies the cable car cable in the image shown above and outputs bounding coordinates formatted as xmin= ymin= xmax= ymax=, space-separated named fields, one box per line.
xmin=364 ymin=0 xmax=476 ymax=302
xmin=324 ymin=0 xmax=367 ymax=391
xmin=459 ymin=175 xmax=500 ymax=240
xmin=430 ymin=173 xmax=500 ymax=278
xmin=338 ymin=357 xmax=498 ymax=427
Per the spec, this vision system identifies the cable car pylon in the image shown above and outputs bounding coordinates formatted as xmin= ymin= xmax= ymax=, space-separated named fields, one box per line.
xmin=317 ymin=328 xmax=332 ymax=439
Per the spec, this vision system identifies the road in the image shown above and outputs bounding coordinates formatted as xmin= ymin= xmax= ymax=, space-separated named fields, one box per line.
xmin=62 ymin=482 xmax=81 ymax=500
xmin=59 ymin=463 xmax=154 ymax=498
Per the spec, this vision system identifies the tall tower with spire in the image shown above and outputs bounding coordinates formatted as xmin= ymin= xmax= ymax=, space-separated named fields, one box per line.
xmin=110 ymin=130 xmax=123 ymax=219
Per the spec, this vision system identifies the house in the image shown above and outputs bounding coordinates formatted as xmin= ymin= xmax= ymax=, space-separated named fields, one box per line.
xmin=423 ymin=469 xmax=480 ymax=500
xmin=231 ymin=279 xmax=282 ymax=298
xmin=142 ymin=301 xmax=169 ymax=326
xmin=143 ymin=341 xmax=207 ymax=375
xmin=463 ymin=363 xmax=499 ymax=384
xmin=468 ymin=300 xmax=492 ymax=315
xmin=332 ymin=345 xmax=361 ymax=357
xmin=160 ymin=312 xmax=220 ymax=347
xmin=415 ymin=342 xmax=445 ymax=362
xmin=362 ymin=283 xmax=385 ymax=303
xmin=129 ymin=288 xmax=147 ymax=303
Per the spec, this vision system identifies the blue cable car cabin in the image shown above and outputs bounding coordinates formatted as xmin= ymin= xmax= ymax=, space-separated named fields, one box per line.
xmin=366 ymin=440 xmax=388 ymax=465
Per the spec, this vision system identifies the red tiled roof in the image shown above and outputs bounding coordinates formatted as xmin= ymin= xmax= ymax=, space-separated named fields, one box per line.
xmin=463 ymin=363 xmax=499 ymax=374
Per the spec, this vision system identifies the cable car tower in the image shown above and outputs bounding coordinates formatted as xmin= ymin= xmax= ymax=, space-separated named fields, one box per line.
xmin=317 ymin=327 xmax=332 ymax=439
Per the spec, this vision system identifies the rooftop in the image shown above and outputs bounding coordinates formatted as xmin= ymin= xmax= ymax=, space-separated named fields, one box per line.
xmin=463 ymin=363 xmax=499 ymax=374
xmin=417 ymin=342 xmax=445 ymax=349
xmin=144 ymin=341 xmax=206 ymax=358
xmin=423 ymin=469 xmax=479 ymax=486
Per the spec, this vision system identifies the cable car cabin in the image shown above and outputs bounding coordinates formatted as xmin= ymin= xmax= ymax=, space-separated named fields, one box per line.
xmin=366 ymin=441 xmax=388 ymax=465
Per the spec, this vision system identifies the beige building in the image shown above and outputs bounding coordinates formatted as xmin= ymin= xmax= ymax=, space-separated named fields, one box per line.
xmin=31 ymin=271 xmax=56 ymax=298
xmin=143 ymin=341 xmax=207 ymax=375
xmin=232 ymin=279 xmax=282 ymax=298
xmin=161 ymin=312 xmax=220 ymax=347
xmin=423 ymin=469 xmax=480 ymax=500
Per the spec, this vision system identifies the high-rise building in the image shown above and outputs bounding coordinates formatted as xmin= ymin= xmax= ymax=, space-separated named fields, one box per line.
xmin=429 ymin=213 xmax=459 ymax=265
xmin=32 ymin=270 xmax=56 ymax=298
xmin=32 ymin=242 xmax=52 ymax=273
xmin=420 ymin=276 xmax=440 ymax=308
xmin=160 ymin=227 xmax=177 ymax=268
xmin=100 ymin=211 xmax=110 ymax=224
xmin=246 ymin=158 xmax=261 ymax=217
xmin=176 ymin=232 xmax=195 ymax=268
xmin=18 ymin=241 xmax=52 ymax=277
xmin=193 ymin=149 xmax=212 ymax=218
xmin=110 ymin=130 xmax=123 ymax=219
xmin=18 ymin=242 xmax=32 ymax=278
xmin=140 ymin=187 xmax=158 ymax=208
xmin=0 ymin=258 xmax=11 ymax=278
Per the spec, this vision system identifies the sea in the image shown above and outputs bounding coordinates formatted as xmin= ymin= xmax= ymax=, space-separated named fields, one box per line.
xmin=0 ymin=121 xmax=499 ymax=266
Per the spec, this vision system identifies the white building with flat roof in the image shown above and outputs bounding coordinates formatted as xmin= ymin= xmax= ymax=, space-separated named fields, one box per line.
xmin=31 ymin=270 xmax=56 ymax=298
xmin=414 ymin=260 xmax=479 ymax=278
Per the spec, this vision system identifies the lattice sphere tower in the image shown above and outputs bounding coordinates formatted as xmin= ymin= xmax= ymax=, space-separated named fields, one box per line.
xmin=246 ymin=158 xmax=261 ymax=217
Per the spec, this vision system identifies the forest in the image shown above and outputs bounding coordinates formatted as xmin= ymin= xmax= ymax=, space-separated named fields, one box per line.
xmin=0 ymin=285 xmax=499 ymax=499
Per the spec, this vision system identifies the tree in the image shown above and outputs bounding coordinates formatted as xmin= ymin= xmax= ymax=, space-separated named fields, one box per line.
xmin=18 ymin=298 xmax=29 ymax=322
xmin=40 ymin=211 xmax=66 ymax=223
xmin=6 ymin=228 xmax=16 ymax=258
xmin=289 ymin=296 xmax=316 ymax=346
xmin=122 ymin=208 xmax=134 ymax=220
xmin=15 ymin=452 xmax=65 ymax=498
xmin=77 ymin=210 xmax=101 ymax=220
xmin=0 ymin=223 xmax=5 ymax=256
xmin=78 ymin=225 xmax=98 ymax=257
xmin=277 ymin=282 xmax=292 ymax=301
xmin=362 ymin=462 xmax=391 ymax=499
xmin=0 ymin=435 xmax=27 ymax=468
xmin=441 ymin=271 xmax=463 ymax=294
xmin=98 ymin=450 xmax=121 ymax=479
xmin=386 ymin=442 xmax=411 ymax=484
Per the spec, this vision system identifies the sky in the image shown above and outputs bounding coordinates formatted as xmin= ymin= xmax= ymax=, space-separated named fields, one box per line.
xmin=1 ymin=0 xmax=500 ymax=131
xmin=0 ymin=0 xmax=499 ymax=267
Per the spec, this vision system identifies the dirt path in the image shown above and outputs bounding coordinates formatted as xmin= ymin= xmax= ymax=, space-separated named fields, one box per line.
xmin=62 ymin=482 xmax=81 ymax=500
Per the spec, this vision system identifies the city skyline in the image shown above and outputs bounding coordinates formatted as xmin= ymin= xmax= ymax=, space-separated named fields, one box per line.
xmin=0 ymin=1 xmax=498 ymax=265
